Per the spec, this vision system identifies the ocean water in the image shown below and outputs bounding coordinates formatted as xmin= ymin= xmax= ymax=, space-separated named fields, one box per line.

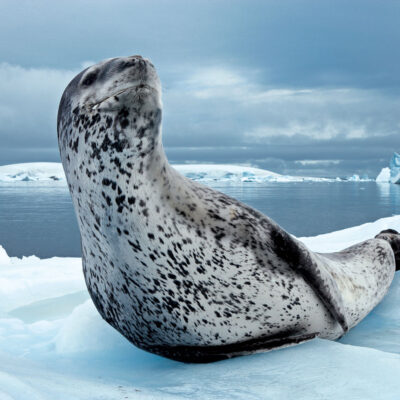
xmin=0 ymin=181 xmax=399 ymax=258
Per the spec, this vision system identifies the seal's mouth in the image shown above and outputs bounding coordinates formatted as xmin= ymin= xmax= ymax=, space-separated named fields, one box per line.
xmin=87 ymin=83 xmax=153 ymax=110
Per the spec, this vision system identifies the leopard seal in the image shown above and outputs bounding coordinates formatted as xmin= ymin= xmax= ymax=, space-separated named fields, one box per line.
xmin=57 ymin=55 xmax=400 ymax=362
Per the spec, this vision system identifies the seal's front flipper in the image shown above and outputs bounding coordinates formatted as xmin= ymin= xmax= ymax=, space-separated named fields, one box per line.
xmin=271 ymin=229 xmax=349 ymax=334
xmin=375 ymin=229 xmax=400 ymax=271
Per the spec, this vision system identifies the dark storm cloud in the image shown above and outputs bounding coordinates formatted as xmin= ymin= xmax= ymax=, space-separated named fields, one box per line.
xmin=1 ymin=0 xmax=399 ymax=88
xmin=0 ymin=0 xmax=399 ymax=177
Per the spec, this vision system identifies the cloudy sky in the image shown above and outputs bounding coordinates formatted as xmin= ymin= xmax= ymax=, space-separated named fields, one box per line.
xmin=0 ymin=0 xmax=399 ymax=177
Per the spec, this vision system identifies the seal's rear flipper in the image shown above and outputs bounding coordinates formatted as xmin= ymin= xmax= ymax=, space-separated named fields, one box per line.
xmin=375 ymin=229 xmax=400 ymax=271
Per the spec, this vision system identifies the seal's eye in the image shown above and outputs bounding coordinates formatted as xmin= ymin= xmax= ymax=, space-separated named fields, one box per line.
xmin=82 ymin=71 xmax=98 ymax=86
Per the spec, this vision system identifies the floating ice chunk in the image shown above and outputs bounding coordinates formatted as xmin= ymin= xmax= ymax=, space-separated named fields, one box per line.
xmin=390 ymin=152 xmax=400 ymax=184
xmin=376 ymin=167 xmax=391 ymax=183
xmin=347 ymin=174 xmax=360 ymax=181
xmin=0 ymin=163 xmax=65 ymax=182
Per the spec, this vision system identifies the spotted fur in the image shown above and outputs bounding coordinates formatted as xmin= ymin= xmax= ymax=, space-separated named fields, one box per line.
xmin=57 ymin=55 xmax=397 ymax=362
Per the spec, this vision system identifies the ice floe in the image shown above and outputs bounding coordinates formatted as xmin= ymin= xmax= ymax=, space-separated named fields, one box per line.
xmin=0 ymin=162 xmax=373 ymax=184
xmin=1 ymin=216 xmax=400 ymax=398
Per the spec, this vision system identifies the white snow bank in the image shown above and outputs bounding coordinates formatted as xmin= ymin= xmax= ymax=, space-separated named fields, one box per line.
xmin=0 ymin=162 xmax=65 ymax=182
xmin=2 ymin=215 xmax=400 ymax=399
xmin=0 ymin=254 xmax=84 ymax=314
xmin=0 ymin=162 xmax=370 ymax=184
xmin=55 ymin=300 xmax=125 ymax=353
xmin=376 ymin=167 xmax=391 ymax=183
xmin=299 ymin=214 xmax=400 ymax=253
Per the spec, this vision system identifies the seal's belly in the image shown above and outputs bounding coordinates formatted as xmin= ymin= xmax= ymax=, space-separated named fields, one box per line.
xmin=82 ymin=238 xmax=340 ymax=349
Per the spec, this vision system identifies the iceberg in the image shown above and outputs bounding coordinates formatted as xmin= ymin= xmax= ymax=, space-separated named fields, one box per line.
xmin=172 ymin=163 xmax=281 ymax=182
xmin=390 ymin=152 xmax=400 ymax=184
xmin=173 ymin=164 xmax=334 ymax=183
xmin=0 ymin=162 xmax=369 ymax=184
xmin=376 ymin=167 xmax=391 ymax=183
xmin=2 ymin=216 xmax=400 ymax=399
xmin=347 ymin=174 xmax=361 ymax=182
xmin=375 ymin=153 xmax=400 ymax=184
xmin=0 ymin=162 xmax=65 ymax=182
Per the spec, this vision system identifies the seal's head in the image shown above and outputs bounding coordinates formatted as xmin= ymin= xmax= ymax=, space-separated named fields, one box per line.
xmin=60 ymin=55 xmax=161 ymax=114
xmin=57 ymin=55 xmax=162 ymax=157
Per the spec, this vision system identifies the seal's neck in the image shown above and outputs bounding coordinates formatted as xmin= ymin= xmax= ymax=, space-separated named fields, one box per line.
xmin=63 ymin=104 xmax=174 ymax=234
xmin=115 ymin=106 xmax=169 ymax=184
xmin=87 ymin=106 xmax=169 ymax=182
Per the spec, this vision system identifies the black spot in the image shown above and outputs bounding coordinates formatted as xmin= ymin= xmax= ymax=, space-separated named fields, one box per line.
xmin=71 ymin=137 xmax=79 ymax=153
xmin=115 ymin=195 xmax=126 ymax=206
xmin=101 ymin=191 xmax=112 ymax=206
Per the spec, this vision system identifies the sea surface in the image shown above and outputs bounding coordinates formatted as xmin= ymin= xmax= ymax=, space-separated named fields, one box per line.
xmin=0 ymin=181 xmax=399 ymax=258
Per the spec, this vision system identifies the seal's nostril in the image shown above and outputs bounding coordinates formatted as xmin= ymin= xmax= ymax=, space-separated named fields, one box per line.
xmin=137 ymin=59 xmax=146 ymax=71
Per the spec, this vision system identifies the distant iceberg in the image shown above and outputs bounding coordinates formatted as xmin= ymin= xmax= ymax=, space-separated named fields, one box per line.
xmin=347 ymin=174 xmax=361 ymax=182
xmin=0 ymin=162 xmax=65 ymax=182
xmin=376 ymin=167 xmax=391 ymax=183
xmin=345 ymin=173 xmax=373 ymax=182
xmin=0 ymin=162 xmax=370 ymax=184
xmin=390 ymin=152 xmax=400 ymax=184
xmin=172 ymin=164 xmax=335 ymax=183
xmin=375 ymin=153 xmax=400 ymax=184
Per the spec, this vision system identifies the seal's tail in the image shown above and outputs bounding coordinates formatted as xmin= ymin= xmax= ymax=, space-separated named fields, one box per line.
xmin=375 ymin=229 xmax=400 ymax=271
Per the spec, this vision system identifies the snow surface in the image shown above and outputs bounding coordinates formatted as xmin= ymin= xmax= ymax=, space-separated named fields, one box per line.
xmin=0 ymin=162 xmax=372 ymax=184
xmin=2 ymin=216 xmax=400 ymax=398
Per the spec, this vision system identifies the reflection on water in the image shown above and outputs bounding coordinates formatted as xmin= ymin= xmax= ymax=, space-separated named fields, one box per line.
xmin=212 ymin=181 xmax=400 ymax=236
xmin=1 ymin=181 xmax=400 ymax=258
